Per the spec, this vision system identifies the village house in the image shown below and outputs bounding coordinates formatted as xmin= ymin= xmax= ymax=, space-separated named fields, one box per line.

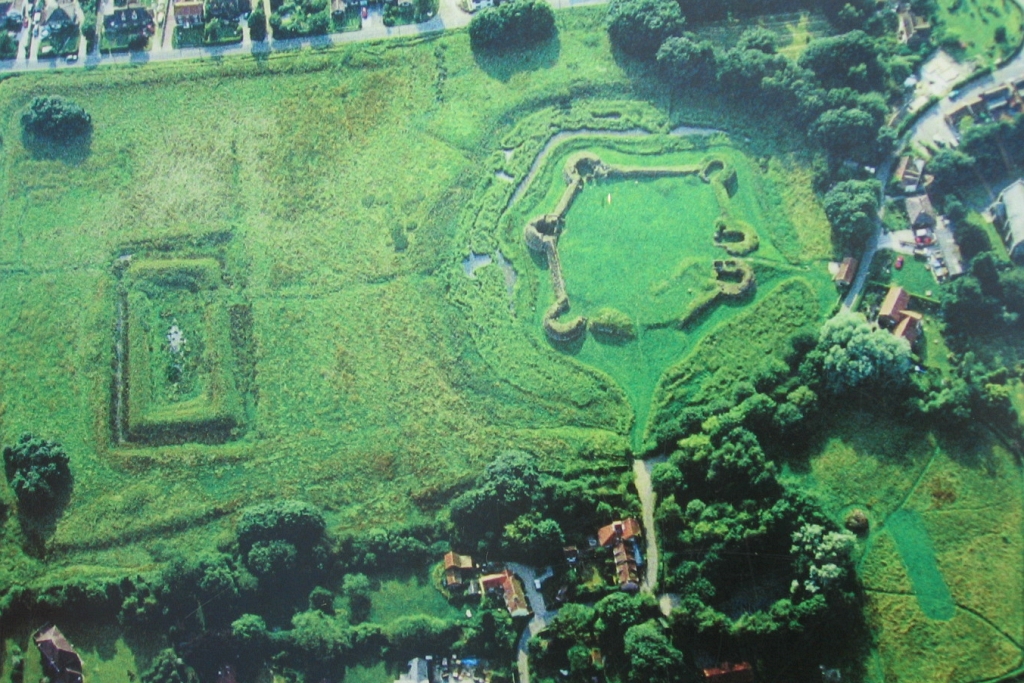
xmin=103 ymin=6 xmax=154 ymax=34
xmin=443 ymin=551 xmax=476 ymax=592
xmin=34 ymin=625 xmax=85 ymax=683
xmin=478 ymin=569 xmax=531 ymax=618
xmin=894 ymin=155 xmax=925 ymax=194
xmin=834 ymin=256 xmax=858 ymax=288
xmin=703 ymin=661 xmax=755 ymax=683
xmin=878 ymin=285 xmax=922 ymax=346
xmin=597 ymin=518 xmax=643 ymax=592
xmin=947 ymin=82 xmax=1024 ymax=129
xmin=991 ymin=178 xmax=1024 ymax=264
xmin=895 ymin=4 xmax=930 ymax=44
xmin=43 ymin=3 xmax=75 ymax=30
xmin=204 ymin=0 xmax=245 ymax=21
xmin=394 ymin=657 xmax=430 ymax=683
xmin=173 ymin=0 xmax=204 ymax=27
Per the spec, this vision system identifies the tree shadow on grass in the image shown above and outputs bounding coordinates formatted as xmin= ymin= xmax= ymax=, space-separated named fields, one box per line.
xmin=16 ymin=480 xmax=73 ymax=558
xmin=472 ymin=34 xmax=561 ymax=83
xmin=22 ymin=129 xmax=93 ymax=166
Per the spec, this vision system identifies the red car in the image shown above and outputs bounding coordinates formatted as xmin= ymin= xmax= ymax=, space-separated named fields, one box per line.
xmin=895 ymin=256 xmax=905 ymax=270
xmin=361 ymin=6 xmax=367 ymax=18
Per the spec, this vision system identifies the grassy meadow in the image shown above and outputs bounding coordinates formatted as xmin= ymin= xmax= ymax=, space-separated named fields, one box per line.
xmin=0 ymin=5 xmax=1013 ymax=683
xmin=936 ymin=0 xmax=1024 ymax=65
xmin=784 ymin=413 xmax=1024 ymax=683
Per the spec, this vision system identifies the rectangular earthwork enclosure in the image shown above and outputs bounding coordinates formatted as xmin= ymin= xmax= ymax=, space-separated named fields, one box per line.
xmin=117 ymin=257 xmax=247 ymax=445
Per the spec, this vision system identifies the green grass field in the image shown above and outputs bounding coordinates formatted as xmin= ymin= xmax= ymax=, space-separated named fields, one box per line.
xmin=0 ymin=6 xmax=994 ymax=682
xmin=785 ymin=413 xmax=1024 ymax=683
xmin=936 ymin=0 xmax=1024 ymax=65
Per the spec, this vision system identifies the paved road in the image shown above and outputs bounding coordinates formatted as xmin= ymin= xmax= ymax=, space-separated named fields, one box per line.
xmin=907 ymin=0 xmax=1024 ymax=148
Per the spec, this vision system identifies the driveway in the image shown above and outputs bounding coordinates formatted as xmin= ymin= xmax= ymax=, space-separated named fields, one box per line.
xmin=506 ymin=562 xmax=557 ymax=683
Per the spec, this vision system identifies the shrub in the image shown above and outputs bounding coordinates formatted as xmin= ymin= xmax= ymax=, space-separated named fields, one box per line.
xmin=2 ymin=434 xmax=72 ymax=515
xmin=21 ymin=96 xmax=91 ymax=142
xmin=606 ymin=0 xmax=683 ymax=59
xmin=468 ymin=0 xmax=555 ymax=51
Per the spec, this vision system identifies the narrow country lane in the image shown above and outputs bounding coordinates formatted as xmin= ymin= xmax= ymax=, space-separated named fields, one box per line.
xmin=632 ymin=457 xmax=663 ymax=592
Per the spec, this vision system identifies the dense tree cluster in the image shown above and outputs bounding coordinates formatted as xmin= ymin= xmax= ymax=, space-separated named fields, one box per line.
xmin=606 ymin=0 xmax=684 ymax=58
xmin=469 ymin=0 xmax=556 ymax=51
xmin=822 ymin=179 xmax=880 ymax=248
xmin=449 ymin=450 xmax=630 ymax=564
xmin=530 ymin=592 xmax=662 ymax=682
xmin=2 ymin=434 xmax=72 ymax=515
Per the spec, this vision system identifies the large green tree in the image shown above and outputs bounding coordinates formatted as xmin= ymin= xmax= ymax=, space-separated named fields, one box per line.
xmin=21 ymin=96 xmax=91 ymax=142
xmin=606 ymin=0 xmax=684 ymax=58
xmin=2 ymin=434 xmax=72 ymax=515
xmin=812 ymin=312 xmax=912 ymax=393
xmin=822 ymin=179 xmax=880 ymax=248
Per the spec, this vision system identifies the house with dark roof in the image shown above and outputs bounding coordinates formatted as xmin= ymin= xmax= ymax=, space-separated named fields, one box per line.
xmin=479 ymin=570 xmax=531 ymax=618
xmin=991 ymin=178 xmax=1024 ymax=263
xmin=43 ymin=4 xmax=74 ymax=29
xmin=103 ymin=6 xmax=153 ymax=33
xmin=906 ymin=194 xmax=937 ymax=231
xmin=204 ymin=0 xmax=244 ymax=20
xmin=834 ymin=256 xmax=858 ymax=288
xmin=34 ymin=625 xmax=85 ymax=683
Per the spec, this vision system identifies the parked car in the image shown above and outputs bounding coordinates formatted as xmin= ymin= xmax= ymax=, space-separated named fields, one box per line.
xmin=361 ymin=6 xmax=367 ymax=17
xmin=65 ymin=53 xmax=77 ymax=62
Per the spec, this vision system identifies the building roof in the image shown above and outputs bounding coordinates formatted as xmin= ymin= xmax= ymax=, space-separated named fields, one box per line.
xmin=894 ymin=314 xmax=920 ymax=345
xmin=44 ymin=5 xmax=73 ymax=25
xmin=394 ymin=658 xmax=430 ymax=683
xmin=834 ymin=256 xmax=858 ymax=286
xmin=879 ymin=285 xmax=910 ymax=325
xmin=996 ymin=179 xmax=1024 ymax=259
xmin=479 ymin=570 xmax=531 ymax=617
xmin=597 ymin=518 xmax=642 ymax=547
xmin=34 ymin=625 xmax=84 ymax=683
xmin=905 ymin=194 xmax=936 ymax=229
xmin=173 ymin=1 xmax=202 ymax=16
xmin=444 ymin=551 xmax=473 ymax=570
xmin=612 ymin=541 xmax=639 ymax=591
xmin=703 ymin=662 xmax=754 ymax=683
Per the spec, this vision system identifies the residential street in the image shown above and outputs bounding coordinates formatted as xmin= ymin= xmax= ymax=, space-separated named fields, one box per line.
xmin=0 ymin=0 xmax=613 ymax=74
xmin=506 ymin=562 xmax=557 ymax=683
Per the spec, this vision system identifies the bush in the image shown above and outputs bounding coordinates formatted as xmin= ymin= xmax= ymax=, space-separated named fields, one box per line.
xmin=20 ymin=96 xmax=91 ymax=142
xmin=606 ymin=0 xmax=684 ymax=59
xmin=2 ymin=434 xmax=72 ymax=515
xmin=468 ymin=0 xmax=555 ymax=51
